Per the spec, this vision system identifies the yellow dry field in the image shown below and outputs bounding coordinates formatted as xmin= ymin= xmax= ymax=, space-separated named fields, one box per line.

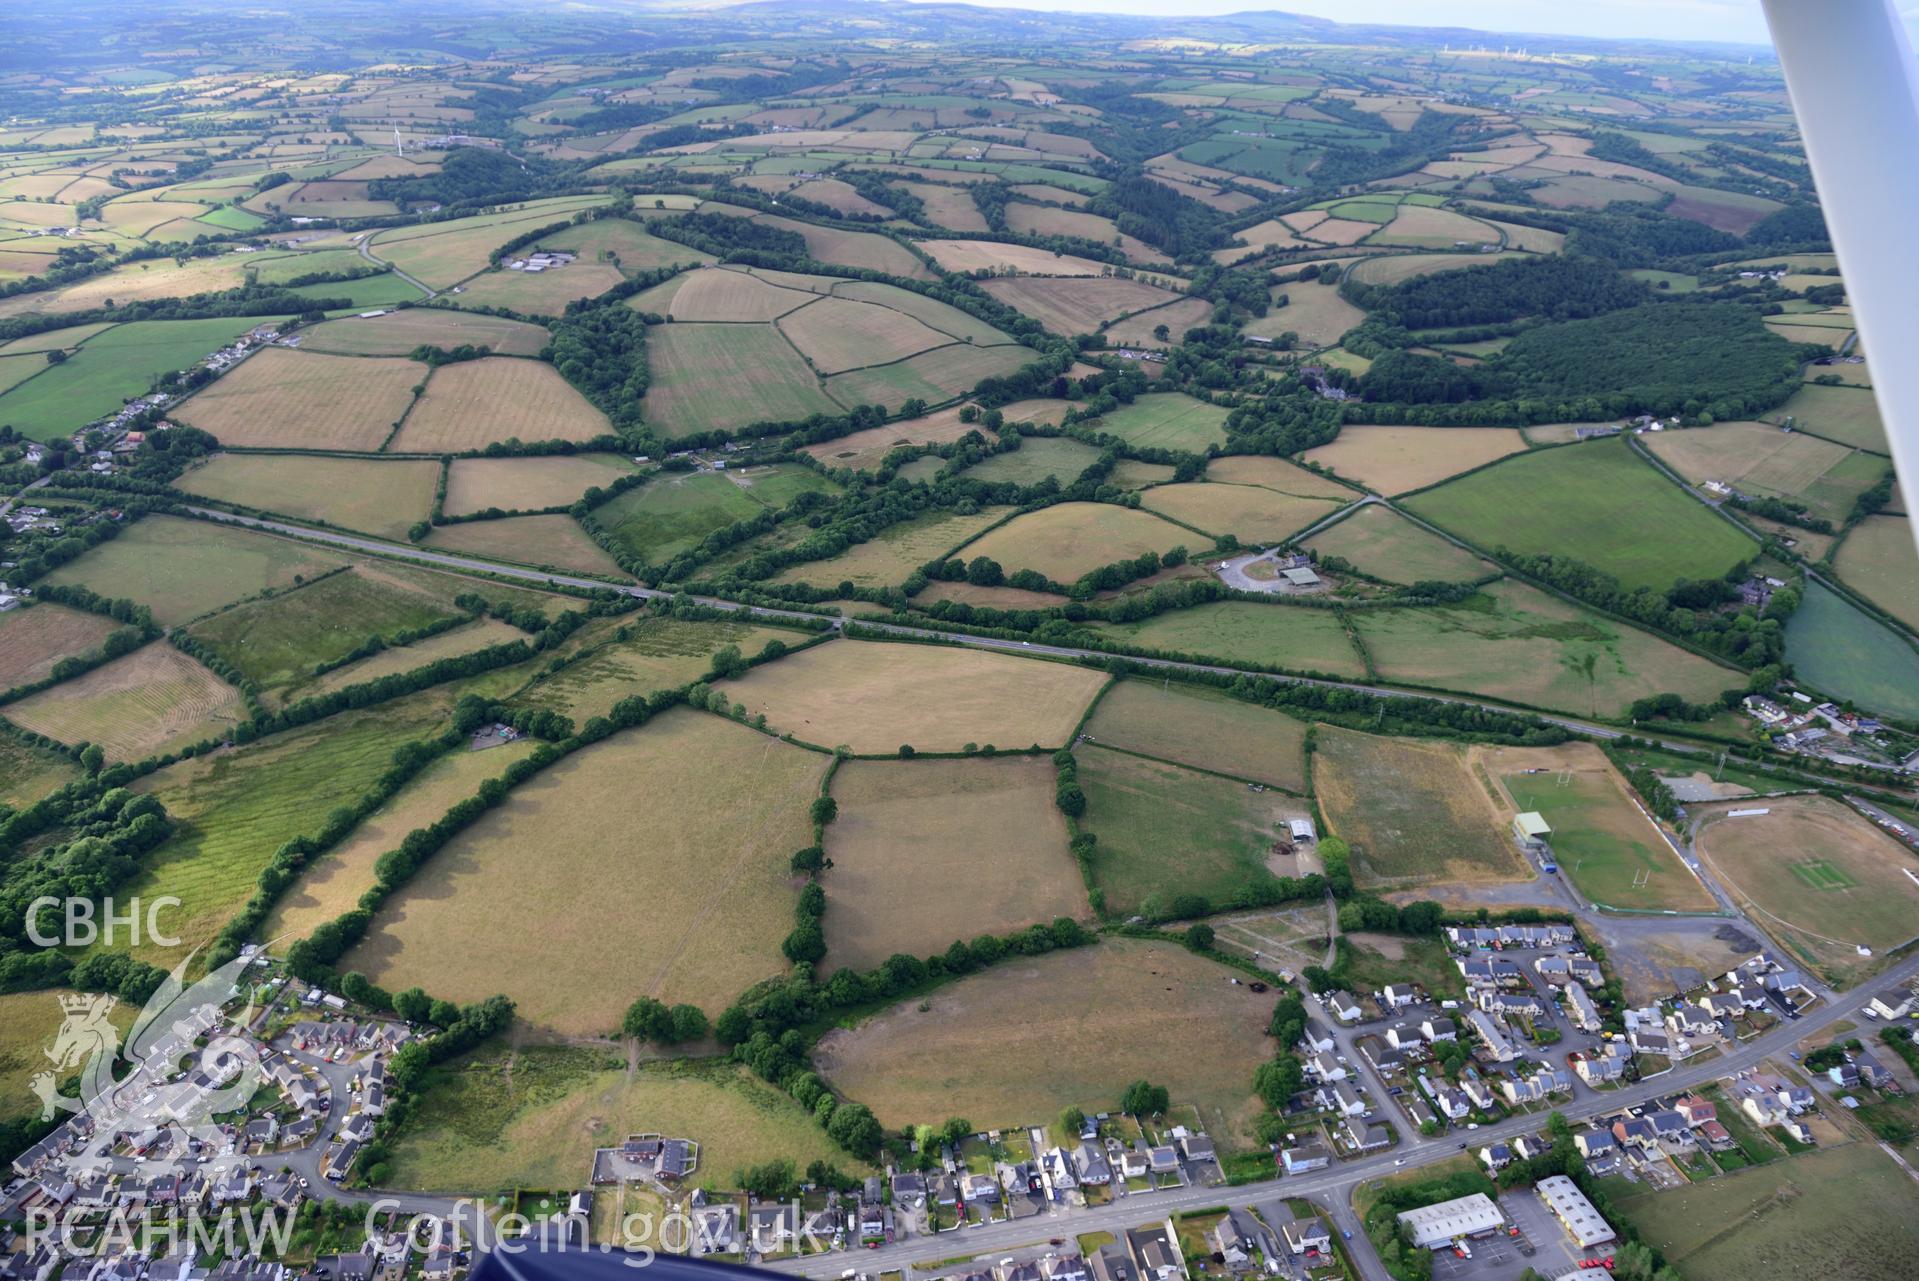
xmin=1372 ymin=205 xmax=1499 ymax=248
xmin=346 ymin=711 xmax=827 ymax=1034
xmin=814 ymin=937 xmax=1271 ymax=1143
xmin=642 ymin=266 xmax=816 ymax=321
xmin=1140 ymin=482 xmax=1345 ymax=544
xmin=298 ymin=309 xmax=552 ymax=358
xmin=777 ymin=297 xmax=953 ymax=374
xmin=1244 ymin=285 xmax=1365 ymax=348
xmin=366 ymin=199 xmax=612 ymax=289
xmin=914 ymin=239 xmax=1115 ymax=276
xmin=450 ymin=262 xmax=626 ymax=315
xmin=263 ymin=739 xmax=542 ymax=941
xmin=389 ymin=358 xmax=610 ymax=452
xmin=0 ymin=991 xmax=136 ymax=1123
xmin=1301 ymin=504 xmax=1492 ymax=584
xmin=1102 ymin=297 xmax=1214 ymax=348
xmin=171 ymin=453 xmax=439 ymax=540
xmin=720 ymin=638 xmax=1107 ymax=753
xmin=98 ymin=199 xmax=212 ymax=236
xmin=1231 ymin=219 xmax=1315 ymax=251
xmin=1082 ymin=679 xmax=1309 ymax=792
xmin=443 ymin=453 xmax=638 ymax=515
xmin=1833 ymin=516 xmax=1919 ymax=631
xmin=772 ymin=505 xmax=1012 ymax=589
xmin=303 ymin=618 xmax=528 ymax=701
xmin=1204 ymin=455 xmax=1356 ymax=499
xmin=1302 ymin=425 xmax=1529 ymax=494
xmin=822 ymin=757 xmax=1086 ymax=970
xmin=980 ymin=275 xmax=1181 ymax=335
xmin=1300 ymin=217 xmax=1377 ymax=246
xmin=0 ymin=603 xmax=120 ymax=691
xmin=0 ymin=255 xmax=251 ymax=317
xmin=800 ymin=404 xmax=983 ymax=471
xmin=4 ymin=642 xmax=245 ymax=763
xmin=174 ymin=348 xmax=420 ymax=451
xmin=959 ymin=502 xmax=1196 ymax=582
xmin=515 ymin=618 xmax=800 ymax=723
xmin=424 ymin=515 xmax=625 ymax=577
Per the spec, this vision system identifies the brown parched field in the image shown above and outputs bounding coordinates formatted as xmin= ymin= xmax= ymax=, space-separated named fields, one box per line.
xmin=0 ymin=603 xmax=121 ymax=691
xmin=4 ymin=642 xmax=245 ymax=763
xmin=815 ymin=938 xmax=1272 ymax=1144
xmin=1302 ymin=425 xmax=1529 ymax=495
xmin=822 ymin=757 xmax=1086 ymax=971
xmin=345 ymin=710 xmax=828 ymax=1034
xmin=720 ymin=638 xmax=1107 ymax=753
xmin=388 ymin=358 xmax=610 ymax=453
xmin=174 ymin=348 xmax=420 ymax=451
xmin=443 ymin=453 xmax=639 ymax=516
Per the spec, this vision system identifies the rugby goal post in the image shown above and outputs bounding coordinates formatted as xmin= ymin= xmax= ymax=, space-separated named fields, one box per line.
xmin=1763 ymin=0 xmax=1919 ymax=551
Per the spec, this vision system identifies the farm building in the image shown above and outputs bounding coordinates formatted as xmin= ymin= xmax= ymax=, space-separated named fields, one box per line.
xmin=1396 ymin=1193 xmax=1506 ymax=1249
xmin=1535 ymin=1175 xmax=1614 ymax=1248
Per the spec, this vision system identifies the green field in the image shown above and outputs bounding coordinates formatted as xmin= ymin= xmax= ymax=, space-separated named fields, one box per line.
xmin=1505 ymin=769 xmax=1715 ymax=912
xmin=1617 ymin=1144 xmax=1919 ymax=1281
xmin=594 ymin=465 xmax=840 ymax=567
xmin=1104 ymin=601 xmax=1368 ymax=678
xmin=1832 ymin=516 xmax=1919 ymax=632
xmin=0 ymin=317 xmax=274 ymax=441
xmin=43 ymin=515 xmax=347 ymax=627
xmin=101 ymin=692 xmax=450 ymax=963
xmin=1082 ymin=393 xmax=1231 ymax=451
xmin=184 ymin=566 xmax=467 ymax=697
xmin=1768 ymin=384 xmax=1886 ymax=453
xmin=1302 ymin=505 xmax=1492 ymax=584
xmin=960 ymin=436 xmax=1102 ymax=486
xmin=1351 ymin=580 xmax=1736 ymax=717
xmin=1082 ymin=679 xmax=1310 ymax=792
xmin=1076 ymin=745 xmax=1301 ymax=918
xmin=1783 ymin=580 xmax=1919 ymax=720
xmin=1403 ymin=437 xmax=1758 ymax=592
xmin=645 ymin=323 xmax=843 ymax=438
xmin=1789 ymin=859 xmax=1856 ymax=891
xmin=0 ymin=726 xmax=80 ymax=807
xmin=512 ymin=616 xmax=801 ymax=722
xmin=386 ymin=1049 xmax=862 ymax=1194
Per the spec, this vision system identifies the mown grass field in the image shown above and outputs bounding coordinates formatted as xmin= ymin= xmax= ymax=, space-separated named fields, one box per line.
xmin=4 ymin=642 xmax=245 ymax=763
xmin=960 ymin=436 xmax=1102 ymax=486
xmin=391 ymin=357 xmax=610 ymax=453
xmin=979 ymin=275 xmax=1180 ymax=335
xmin=1314 ymin=725 xmax=1530 ymax=889
xmin=1105 ymin=601 xmax=1367 ymax=678
xmin=348 ymin=711 xmax=824 ymax=1034
xmin=0 ymin=316 xmax=274 ymax=442
xmin=645 ymin=323 xmax=843 ymax=437
xmin=101 ymin=692 xmax=451 ymax=964
xmin=771 ymin=506 xmax=1011 ymax=589
xmin=822 ymin=757 xmax=1084 ymax=970
xmin=821 ymin=342 xmax=1034 ymax=413
xmin=174 ymin=348 xmax=419 ymax=452
xmin=1077 ymin=746 xmax=1303 ymax=917
xmin=0 ymin=730 xmax=79 ymax=808
xmin=0 ymin=602 xmax=120 ymax=691
xmin=1302 ymin=426 xmax=1527 ymax=495
xmin=425 ymin=515 xmax=625 ymax=578
xmin=596 ymin=465 xmax=840 ymax=567
xmin=1243 ymin=282 xmax=1366 ymax=347
xmin=262 ymin=739 xmax=541 ymax=943
xmin=1082 ymin=393 xmax=1230 ymax=451
xmin=721 ymin=639 xmax=1106 ymax=753
xmin=1140 ymin=481 xmax=1344 ymax=545
xmin=1404 ymin=437 xmax=1758 ymax=592
xmin=1617 ymin=1144 xmax=1919 ymax=1281
xmin=1766 ymin=384 xmax=1886 ymax=453
xmin=1646 ymin=422 xmax=1888 ymax=526
xmin=1505 ymin=759 xmax=1713 ymax=912
xmin=172 ymin=453 xmax=439 ymax=540
xmin=1301 ymin=506 xmax=1491 ymax=584
xmin=298 ymin=309 xmax=552 ymax=358
xmin=1351 ymin=580 xmax=1735 ymax=717
xmin=366 ymin=197 xmax=612 ymax=288
xmin=776 ymin=296 xmax=956 ymax=374
xmin=1832 ymin=515 xmax=1919 ymax=632
xmin=541 ymin=217 xmax=716 ymax=274
xmin=444 ymin=453 xmax=638 ymax=516
xmin=799 ymin=404 xmax=983 ymax=472
xmin=1204 ymin=454 xmax=1356 ymax=500
xmin=1783 ymin=581 xmax=1919 ymax=721
xmin=386 ymin=1049 xmax=862 ymax=1195
xmin=958 ymin=502 xmax=1194 ymax=582
xmin=184 ymin=565 xmax=468 ymax=696
xmin=449 ymin=263 xmax=625 ymax=316
xmin=1693 ymin=795 xmax=1919 ymax=985
xmin=513 ymin=617 xmax=801 ymax=722
xmin=814 ymin=938 xmax=1271 ymax=1146
xmin=1082 ymin=680 xmax=1309 ymax=792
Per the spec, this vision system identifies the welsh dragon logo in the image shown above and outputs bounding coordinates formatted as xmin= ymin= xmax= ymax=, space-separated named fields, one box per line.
xmin=32 ymin=949 xmax=266 ymax=1171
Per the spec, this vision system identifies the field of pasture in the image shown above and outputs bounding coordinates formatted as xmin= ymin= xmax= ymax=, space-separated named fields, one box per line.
xmin=1082 ymin=680 xmax=1309 ymax=792
xmin=3 ymin=642 xmax=244 ymax=763
xmin=42 ymin=516 xmax=348 ymax=626
xmin=172 ymin=454 xmax=439 ymax=540
xmin=174 ymin=348 xmax=419 ymax=452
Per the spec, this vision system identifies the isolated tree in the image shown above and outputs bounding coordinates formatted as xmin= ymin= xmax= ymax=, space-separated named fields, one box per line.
xmin=1185 ymin=923 xmax=1215 ymax=951
xmin=810 ymin=795 xmax=838 ymax=826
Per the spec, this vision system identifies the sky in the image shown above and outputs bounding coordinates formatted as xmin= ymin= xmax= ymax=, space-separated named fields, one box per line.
xmin=900 ymin=0 xmax=1919 ymax=49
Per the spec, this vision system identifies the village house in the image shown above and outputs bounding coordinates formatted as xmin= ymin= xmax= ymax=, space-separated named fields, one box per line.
xmin=1381 ymin=984 xmax=1419 ymax=1010
xmin=1467 ymin=1009 xmax=1517 ymax=1062
xmin=1563 ymin=983 xmax=1603 ymax=1032
xmin=1325 ymin=991 xmax=1363 ymax=1023
xmin=1421 ymin=1016 xmax=1457 ymax=1042
xmin=1280 ymin=1139 xmax=1331 ymax=1175
xmin=1386 ymin=1024 xmax=1423 ymax=1051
